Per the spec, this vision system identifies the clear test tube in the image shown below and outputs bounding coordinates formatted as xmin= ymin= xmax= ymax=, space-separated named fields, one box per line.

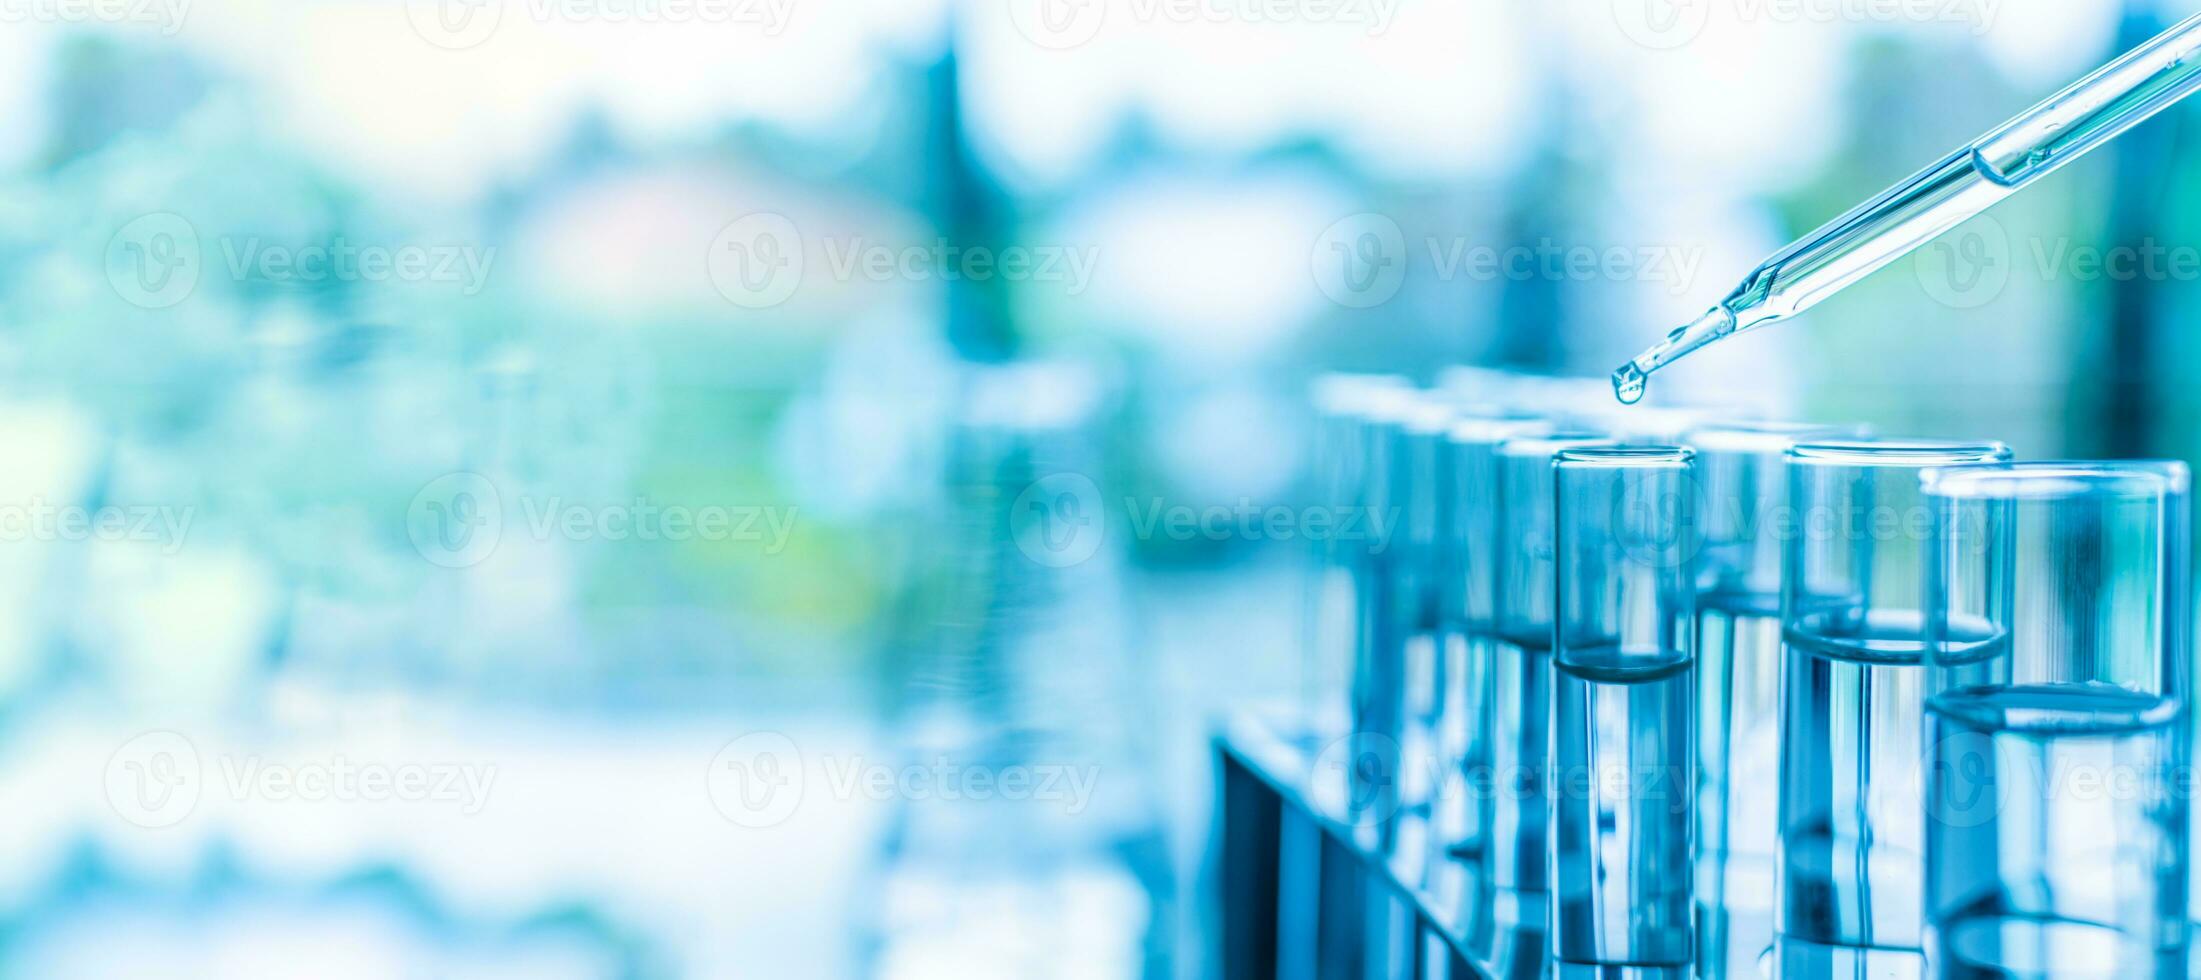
xmin=1549 ymin=446 xmax=1700 ymax=971
xmin=1921 ymin=462 xmax=2191 ymax=978
xmin=1305 ymin=373 xmax=1410 ymax=740
xmin=1777 ymin=439 xmax=2011 ymax=975
xmin=1344 ymin=386 xmax=1437 ymax=819
xmin=1375 ymin=394 xmax=1461 ymax=814
xmin=1400 ymin=398 xmax=1460 ymax=735
xmin=1434 ymin=412 xmax=1556 ymax=857
xmin=1484 ymin=430 xmax=1617 ymax=891
xmin=1687 ymin=421 xmax=1866 ymax=977
xmin=1922 ymin=461 xmax=2190 ymax=919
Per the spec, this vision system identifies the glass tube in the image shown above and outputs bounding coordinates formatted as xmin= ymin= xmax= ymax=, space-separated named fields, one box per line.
xmin=1400 ymin=399 xmax=1458 ymax=733
xmin=1549 ymin=446 xmax=1699 ymax=971
xmin=1346 ymin=388 xmax=1443 ymax=819
xmin=1925 ymin=462 xmax=2189 ymax=920
xmin=1306 ymin=373 xmax=1410 ymax=742
xmin=1686 ymin=421 xmax=1867 ymax=978
xmin=1389 ymin=395 xmax=1462 ymax=812
xmin=1921 ymin=462 xmax=2191 ymax=978
xmin=1777 ymin=438 xmax=2011 ymax=976
xmin=1483 ymin=430 xmax=1617 ymax=891
xmin=1435 ymin=412 xmax=1556 ymax=860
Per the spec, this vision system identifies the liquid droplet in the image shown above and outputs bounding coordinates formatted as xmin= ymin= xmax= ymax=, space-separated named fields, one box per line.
xmin=1611 ymin=364 xmax=1647 ymax=405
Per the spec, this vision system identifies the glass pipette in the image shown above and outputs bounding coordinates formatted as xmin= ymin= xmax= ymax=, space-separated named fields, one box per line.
xmin=1612 ymin=12 xmax=2201 ymax=404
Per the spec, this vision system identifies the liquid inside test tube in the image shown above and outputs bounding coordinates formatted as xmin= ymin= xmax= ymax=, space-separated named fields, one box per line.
xmin=1777 ymin=439 xmax=2010 ymax=976
xmin=1484 ymin=431 xmax=1617 ymax=892
xmin=1922 ymin=463 xmax=2192 ymax=978
xmin=1549 ymin=446 xmax=1699 ymax=971
xmin=1686 ymin=421 xmax=1866 ymax=978
xmin=1434 ymin=410 xmax=1553 ymax=860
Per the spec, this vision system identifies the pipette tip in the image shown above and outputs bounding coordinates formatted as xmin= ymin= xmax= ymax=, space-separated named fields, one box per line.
xmin=1611 ymin=363 xmax=1647 ymax=404
xmin=1608 ymin=305 xmax=1738 ymax=405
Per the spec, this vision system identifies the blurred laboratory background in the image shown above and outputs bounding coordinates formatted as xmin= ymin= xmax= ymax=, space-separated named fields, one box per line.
xmin=0 ymin=0 xmax=2194 ymax=976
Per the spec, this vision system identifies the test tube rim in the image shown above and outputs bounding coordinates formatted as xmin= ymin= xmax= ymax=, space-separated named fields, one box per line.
xmin=1787 ymin=437 xmax=2011 ymax=468
xmin=1923 ymin=458 xmax=2191 ymax=496
xmin=1922 ymin=460 xmax=2185 ymax=500
xmin=1495 ymin=430 xmax=1617 ymax=460
xmin=1682 ymin=420 xmax=1869 ymax=455
xmin=1555 ymin=445 xmax=1694 ymax=468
